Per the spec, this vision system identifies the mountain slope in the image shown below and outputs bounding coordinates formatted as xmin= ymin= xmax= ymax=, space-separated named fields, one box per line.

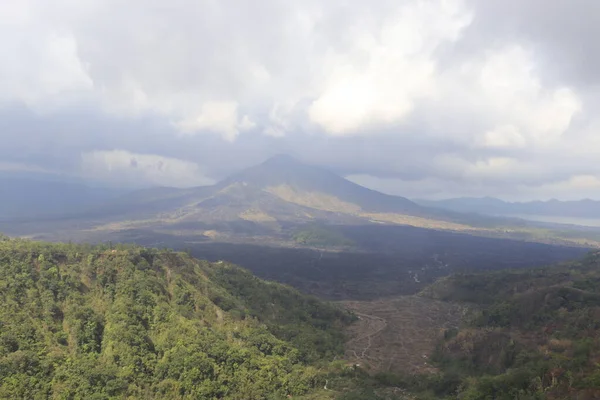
xmin=0 ymin=237 xmax=353 ymax=399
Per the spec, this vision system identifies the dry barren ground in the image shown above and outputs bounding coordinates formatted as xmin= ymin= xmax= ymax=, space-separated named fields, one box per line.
xmin=342 ymin=296 xmax=469 ymax=374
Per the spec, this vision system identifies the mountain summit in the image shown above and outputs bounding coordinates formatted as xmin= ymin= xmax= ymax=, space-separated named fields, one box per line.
xmin=218 ymin=154 xmax=321 ymax=188
xmin=219 ymin=155 xmax=421 ymax=214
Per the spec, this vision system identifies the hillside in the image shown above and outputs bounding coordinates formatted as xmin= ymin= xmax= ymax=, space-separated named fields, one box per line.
xmin=0 ymin=236 xmax=356 ymax=399
xmin=412 ymin=251 xmax=600 ymax=399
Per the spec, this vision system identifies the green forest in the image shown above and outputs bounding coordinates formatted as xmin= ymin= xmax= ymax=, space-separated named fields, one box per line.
xmin=0 ymin=236 xmax=362 ymax=399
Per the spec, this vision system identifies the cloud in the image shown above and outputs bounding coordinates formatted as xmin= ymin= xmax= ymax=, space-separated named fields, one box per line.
xmin=406 ymin=44 xmax=583 ymax=151
xmin=308 ymin=0 xmax=472 ymax=135
xmin=176 ymin=101 xmax=252 ymax=141
xmin=81 ymin=150 xmax=214 ymax=187
xmin=0 ymin=3 xmax=93 ymax=109
xmin=0 ymin=0 xmax=600 ymax=199
xmin=464 ymin=0 xmax=600 ymax=87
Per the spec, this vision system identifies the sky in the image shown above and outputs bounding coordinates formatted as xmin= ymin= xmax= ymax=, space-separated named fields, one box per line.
xmin=1 ymin=0 xmax=600 ymax=201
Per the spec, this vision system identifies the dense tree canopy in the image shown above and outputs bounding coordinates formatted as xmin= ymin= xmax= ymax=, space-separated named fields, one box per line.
xmin=0 ymin=238 xmax=354 ymax=399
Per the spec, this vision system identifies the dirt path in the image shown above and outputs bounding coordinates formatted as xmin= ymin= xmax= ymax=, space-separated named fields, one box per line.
xmin=346 ymin=312 xmax=387 ymax=345
xmin=343 ymin=312 xmax=388 ymax=369
xmin=342 ymin=296 xmax=469 ymax=374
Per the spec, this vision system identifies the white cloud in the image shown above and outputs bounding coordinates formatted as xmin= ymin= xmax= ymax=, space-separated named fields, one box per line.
xmin=308 ymin=0 xmax=472 ymax=135
xmin=237 ymin=115 xmax=257 ymax=131
xmin=81 ymin=150 xmax=214 ymax=187
xmin=479 ymin=125 xmax=527 ymax=149
xmin=473 ymin=46 xmax=582 ymax=145
xmin=418 ymin=44 xmax=583 ymax=151
xmin=0 ymin=0 xmax=476 ymax=138
xmin=176 ymin=101 xmax=241 ymax=141
xmin=0 ymin=0 xmax=582 ymax=144
xmin=0 ymin=2 xmax=93 ymax=109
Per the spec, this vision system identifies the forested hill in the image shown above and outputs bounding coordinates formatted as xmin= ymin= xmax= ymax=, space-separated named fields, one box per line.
xmin=416 ymin=251 xmax=600 ymax=399
xmin=0 ymin=236 xmax=353 ymax=399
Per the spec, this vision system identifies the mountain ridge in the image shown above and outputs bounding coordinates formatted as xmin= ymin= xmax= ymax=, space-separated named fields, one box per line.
xmin=417 ymin=196 xmax=600 ymax=219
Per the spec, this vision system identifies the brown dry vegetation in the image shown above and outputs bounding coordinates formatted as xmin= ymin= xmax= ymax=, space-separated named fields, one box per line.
xmin=341 ymin=296 xmax=470 ymax=374
xmin=359 ymin=212 xmax=480 ymax=232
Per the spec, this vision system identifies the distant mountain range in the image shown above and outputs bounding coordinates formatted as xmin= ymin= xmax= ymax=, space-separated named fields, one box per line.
xmin=416 ymin=197 xmax=600 ymax=219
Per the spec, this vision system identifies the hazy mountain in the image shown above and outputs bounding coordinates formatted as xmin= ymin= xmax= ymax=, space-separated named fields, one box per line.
xmin=0 ymin=175 xmax=123 ymax=221
xmin=0 ymin=155 xmax=479 ymax=242
xmin=218 ymin=154 xmax=422 ymax=214
xmin=80 ymin=155 xmax=432 ymax=225
xmin=417 ymin=197 xmax=600 ymax=219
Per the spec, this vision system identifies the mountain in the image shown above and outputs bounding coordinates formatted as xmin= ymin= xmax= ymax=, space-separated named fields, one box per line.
xmin=218 ymin=154 xmax=422 ymax=214
xmin=0 ymin=237 xmax=354 ymax=399
xmin=417 ymin=197 xmax=600 ymax=219
xmin=3 ymin=155 xmax=485 ymax=243
xmin=101 ymin=154 xmax=426 ymax=220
